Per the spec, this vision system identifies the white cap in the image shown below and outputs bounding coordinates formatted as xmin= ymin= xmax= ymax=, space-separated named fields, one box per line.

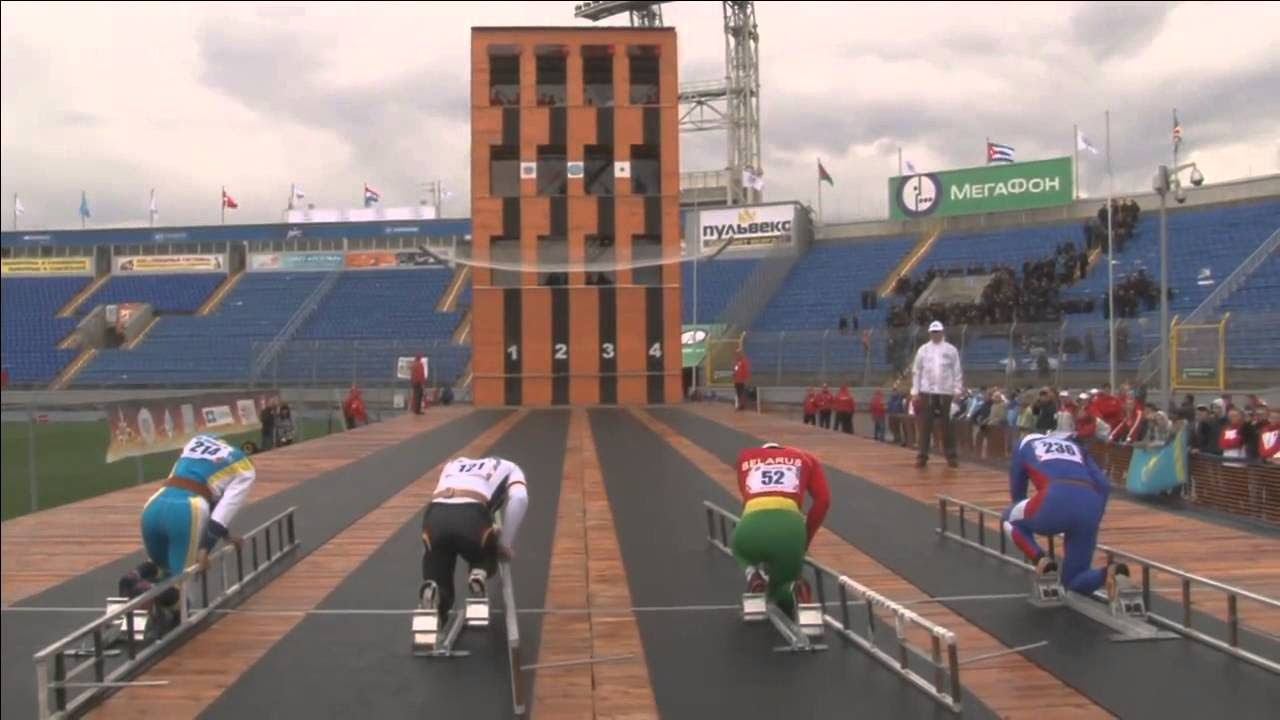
xmin=928 ymin=321 xmax=944 ymax=333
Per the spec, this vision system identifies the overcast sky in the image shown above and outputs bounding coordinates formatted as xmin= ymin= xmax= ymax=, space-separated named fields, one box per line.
xmin=2 ymin=1 xmax=1278 ymax=230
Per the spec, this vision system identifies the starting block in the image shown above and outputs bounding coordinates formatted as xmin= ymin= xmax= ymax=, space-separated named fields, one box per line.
xmin=465 ymin=597 xmax=490 ymax=627
xmin=106 ymin=596 xmax=149 ymax=643
xmin=1111 ymin=576 xmax=1146 ymax=617
xmin=1025 ymin=572 xmax=1177 ymax=643
xmin=412 ymin=595 xmax=491 ymax=658
xmin=1030 ymin=573 xmax=1064 ymax=608
xmin=742 ymin=593 xmax=827 ymax=653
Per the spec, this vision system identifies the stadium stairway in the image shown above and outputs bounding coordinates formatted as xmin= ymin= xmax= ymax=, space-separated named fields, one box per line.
xmin=437 ymin=264 xmax=470 ymax=312
xmin=197 ymin=270 xmax=245 ymax=316
xmin=48 ymin=347 xmax=97 ymax=391
xmin=55 ymin=275 xmax=110 ymax=318
xmin=878 ymin=225 xmax=943 ymax=297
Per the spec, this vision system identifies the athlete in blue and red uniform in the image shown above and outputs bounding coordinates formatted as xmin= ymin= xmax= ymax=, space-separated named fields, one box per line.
xmin=1002 ymin=432 xmax=1128 ymax=599
xmin=732 ymin=442 xmax=831 ymax=619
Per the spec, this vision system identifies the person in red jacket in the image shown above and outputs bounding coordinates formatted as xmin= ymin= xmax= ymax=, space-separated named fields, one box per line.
xmin=410 ymin=353 xmax=426 ymax=415
xmin=1088 ymin=385 xmax=1125 ymax=430
xmin=802 ymin=387 xmax=817 ymax=426
xmin=733 ymin=350 xmax=752 ymax=411
xmin=732 ymin=442 xmax=831 ymax=621
xmin=816 ymin=384 xmax=834 ymax=429
xmin=870 ymin=389 xmax=887 ymax=442
xmin=1259 ymin=407 xmax=1280 ymax=464
xmin=343 ymin=385 xmax=368 ymax=430
xmin=833 ymin=384 xmax=856 ymax=434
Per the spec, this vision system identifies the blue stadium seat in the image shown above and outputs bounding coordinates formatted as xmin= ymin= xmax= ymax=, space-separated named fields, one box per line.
xmin=1 ymin=276 xmax=92 ymax=384
xmin=80 ymin=273 xmax=225 ymax=315
xmin=682 ymin=258 xmax=759 ymax=324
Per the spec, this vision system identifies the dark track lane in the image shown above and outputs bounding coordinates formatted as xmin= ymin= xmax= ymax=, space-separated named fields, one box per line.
xmin=3 ymin=410 xmax=509 ymax=720
xmin=202 ymin=409 xmax=568 ymax=720
xmin=650 ymin=407 xmax=1280 ymax=720
xmin=589 ymin=409 xmax=995 ymax=720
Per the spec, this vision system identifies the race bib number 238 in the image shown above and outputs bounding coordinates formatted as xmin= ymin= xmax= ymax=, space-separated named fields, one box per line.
xmin=745 ymin=465 xmax=801 ymax=494
xmin=1034 ymin=440 xmax=1081 ymax=464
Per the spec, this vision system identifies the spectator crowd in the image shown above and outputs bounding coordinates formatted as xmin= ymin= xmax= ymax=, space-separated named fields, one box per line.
xmin=886 ymin=241 xmax=1093 ymax=329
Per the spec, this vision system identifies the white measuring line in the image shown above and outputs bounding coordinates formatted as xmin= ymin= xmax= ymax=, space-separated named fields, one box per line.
xmin=960 ymin=641 xmax=1050 ymax=666
xmin=1 ymin=595 xmax=1032 ymax=616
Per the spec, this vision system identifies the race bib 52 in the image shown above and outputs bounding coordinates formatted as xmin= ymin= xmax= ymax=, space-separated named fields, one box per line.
xmin=745 ymin=464 xmax=801 ymax=494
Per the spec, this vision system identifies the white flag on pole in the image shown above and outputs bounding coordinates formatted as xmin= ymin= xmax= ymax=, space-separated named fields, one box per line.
xmin=14 ymin=195 xmax=24 ymax=215
xmin=149 ymin=189 xmax=158 ymax=222
xmin=1077 ymin=128 xmax=1100 ymax=155
xmin=742 ymin=168 xmax=765 ymax=191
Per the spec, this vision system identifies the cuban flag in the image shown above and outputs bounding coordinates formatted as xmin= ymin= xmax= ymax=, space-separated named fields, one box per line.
xmin=987 ymin=142 xmax=1016 ymax=164
xmin=363 ymin=183 xmax=381 ymax=207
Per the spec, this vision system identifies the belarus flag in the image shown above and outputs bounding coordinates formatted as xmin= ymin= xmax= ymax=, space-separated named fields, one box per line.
xmin=222 ymin=189 xmax=239 ymax=209
xmin=363 ymin=183 xmax=381 ymax=207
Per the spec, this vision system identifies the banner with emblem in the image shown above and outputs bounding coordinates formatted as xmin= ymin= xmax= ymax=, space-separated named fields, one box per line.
xmin=1125 ymin=426 xmax=1189 ymax=495
xmin=103 ymin=390 xmax=282 ymax=463
xmin=698 ymin=203 xmax=797 ymax=251
xmin=889 ymin=157 xmax=1072 ymax=220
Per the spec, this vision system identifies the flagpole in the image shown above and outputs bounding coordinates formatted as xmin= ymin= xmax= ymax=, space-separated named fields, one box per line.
xmin=1073 ymin=124 xmax=1080 ymax=200
xmin=221 ymin=186 xmax=226 ymax=225
xmin=816 ymin=158 xmax=823 ymax=224
xmin=12 ymin=193 xmax=16 ymax=231
xmin=1106 ymin=110 xmax=1116 ymax=391
xmin=897 ymin=147 xmax=903 ymax=176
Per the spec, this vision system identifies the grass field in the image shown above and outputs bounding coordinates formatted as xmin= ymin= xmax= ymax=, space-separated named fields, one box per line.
xmin=1 ymin=418 xmax=336 ymax=521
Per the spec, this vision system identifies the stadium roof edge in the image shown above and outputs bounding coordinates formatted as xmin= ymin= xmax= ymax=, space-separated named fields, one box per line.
xmin=2 ymin=217 xmax=472 ymax=249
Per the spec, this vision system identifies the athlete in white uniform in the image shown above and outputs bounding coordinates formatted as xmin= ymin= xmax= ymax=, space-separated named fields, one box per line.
xmin=418 ymin=456 xmax=529 ymax=617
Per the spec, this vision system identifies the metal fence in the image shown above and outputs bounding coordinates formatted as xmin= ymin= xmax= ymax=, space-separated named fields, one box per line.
xmin=740 ymin=311 xmax=1280 ymax=391
xmin=248 ymin=338 xmax=471 ymax=392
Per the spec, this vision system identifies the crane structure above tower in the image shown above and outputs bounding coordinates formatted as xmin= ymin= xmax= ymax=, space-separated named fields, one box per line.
xmin=573 ymin=0 xmax=762 ymax=207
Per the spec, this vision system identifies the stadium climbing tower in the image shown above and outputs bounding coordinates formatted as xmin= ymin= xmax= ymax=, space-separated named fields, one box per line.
xmin=469 ymin=26 xmax=683 ymax=407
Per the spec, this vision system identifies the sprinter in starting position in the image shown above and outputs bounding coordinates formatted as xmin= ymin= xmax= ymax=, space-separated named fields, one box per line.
xmin=732 ymin=442 xmax=831 ymax=620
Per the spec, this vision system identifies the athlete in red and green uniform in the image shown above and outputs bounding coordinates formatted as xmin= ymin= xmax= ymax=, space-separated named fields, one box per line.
xmin=732 ymin=442 xmax=831 ymax=618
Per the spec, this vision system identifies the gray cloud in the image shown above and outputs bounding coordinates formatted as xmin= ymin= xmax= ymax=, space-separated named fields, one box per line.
xmin=1071 ymin=2 xmax=1180 ymax=60
xmin=3 ymin=1 xmax=1277 ymax=228
xmin=59 ymin=111 xmax=101 ymax=128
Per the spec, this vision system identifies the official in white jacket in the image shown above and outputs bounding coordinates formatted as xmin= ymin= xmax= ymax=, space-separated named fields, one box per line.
xmin=911 ymin=321 xmax=964 ymax=468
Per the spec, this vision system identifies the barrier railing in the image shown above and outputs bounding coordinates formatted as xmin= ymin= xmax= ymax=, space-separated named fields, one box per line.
xmin=936 ymin=495 xmax=1280 ymax=675
xmin=500 ymin=560 xmax=525 ymax=716
xmin=32 ymin=507 xmax=300 ymax=719
xmin=703 ymin=501 xmax=963 ymax=711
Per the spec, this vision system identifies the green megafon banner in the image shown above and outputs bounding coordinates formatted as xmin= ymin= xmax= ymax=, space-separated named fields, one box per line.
xmin=889 ymin=157 xmax=1073 ymax=220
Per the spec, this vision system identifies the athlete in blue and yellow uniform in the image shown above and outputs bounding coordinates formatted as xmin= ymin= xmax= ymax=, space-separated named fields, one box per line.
xmin=138 ymin=433 xmax=257 ymax=580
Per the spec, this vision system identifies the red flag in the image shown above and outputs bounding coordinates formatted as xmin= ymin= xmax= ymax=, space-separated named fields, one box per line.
xmin=818 ymin=160 xmax=834 ymax=186
xmin=222 ymin=190 xmax=239 ymax=209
